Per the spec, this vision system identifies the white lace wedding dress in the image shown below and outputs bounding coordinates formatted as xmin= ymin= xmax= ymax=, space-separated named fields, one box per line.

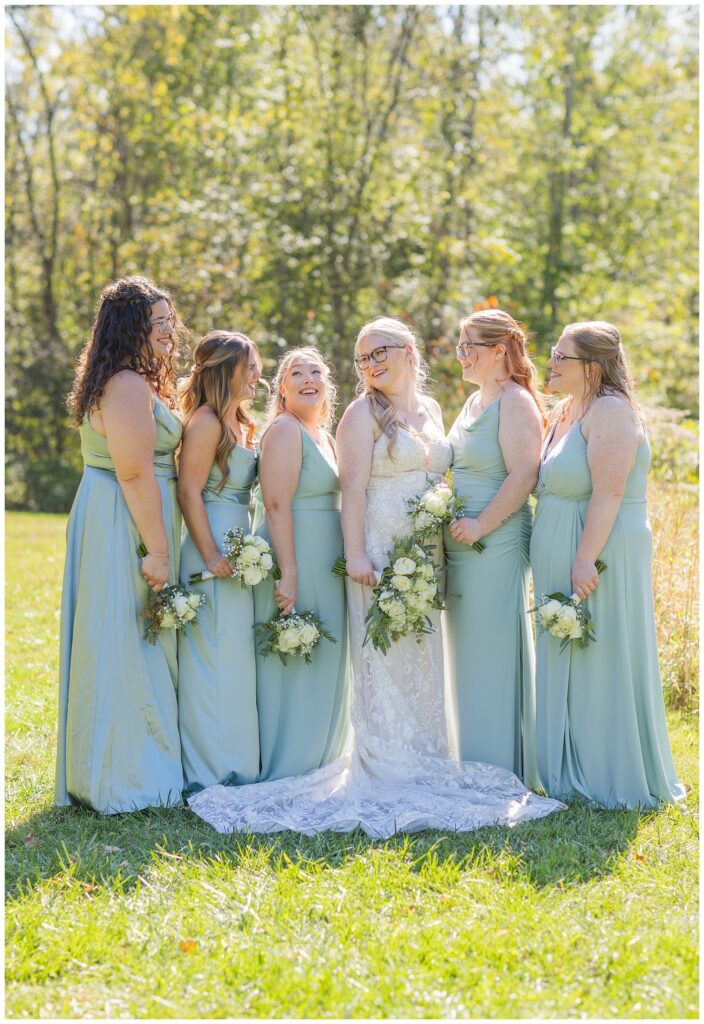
xmin=189 ymin=425 xmax=564 ymax=837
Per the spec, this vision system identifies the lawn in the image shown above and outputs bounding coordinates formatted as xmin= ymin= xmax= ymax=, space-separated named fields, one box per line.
xmin=5 ymin=499 xmax=698 ymax=1019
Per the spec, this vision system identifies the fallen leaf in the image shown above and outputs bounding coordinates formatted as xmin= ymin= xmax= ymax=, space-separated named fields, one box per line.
xmin=179 ymin=939 xmax=198 ymax=953
xmin=24 ymin=833 xmax=38 ymax=847
xmin=635 ymin=852 xmax=647 ymax=862
xmin=84 ymin=884 xmax=97 ymax=895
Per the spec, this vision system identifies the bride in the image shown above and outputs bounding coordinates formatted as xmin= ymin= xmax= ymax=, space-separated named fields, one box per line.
xmin=189 ymin=317 xmax=563 ymax=836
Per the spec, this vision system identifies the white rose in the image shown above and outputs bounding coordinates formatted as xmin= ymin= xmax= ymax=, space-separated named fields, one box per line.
xmin=383 ymin=598 xmax=405 ymax=620
xmin=182 ymin=607 xmax=196 ymax=621
xmin=277 ymin=629 xmax=300 ymax=652
xmin=240 ymin=546 xmax=260 ymax=564
xmin=393 ymin=557 xmax=416 ymax=576
xmin=414 ymin=511 xmax=434 ymax=531
xmin=423 ymin=490 xmax=449 ymax=516
xmin=173 ymin=594 xmax=190 ymax=617
xmin=243 ymin=567 xmax=264 ymax=586
xmin=556 ymin=605 xmax=578 ymax=629
xmin=252 ymin=536 xmax=269 ymax=551
xmin=568 ymin=622 xmax=583 ymax=640
xmin=541 ymin=599 xmax=563 ymax=620
xmin=160 ymin=611 xmax=177 ymax=629
xmin=260 ymin=553 xmax=273 ymax=570
xmin=300 ymin=623 xmax=319 ymax=646
xmin=420 ymin=563 xmax=435 ymax=580
xmin=187 ymin=593 xmax=202 ymax=609
xmin=391 ymin=574 xmax=412 ymax=592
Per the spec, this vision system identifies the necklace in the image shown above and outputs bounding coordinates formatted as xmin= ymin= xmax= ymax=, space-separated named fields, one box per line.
xmin=476 ymin=386 xmax=503 ymax=412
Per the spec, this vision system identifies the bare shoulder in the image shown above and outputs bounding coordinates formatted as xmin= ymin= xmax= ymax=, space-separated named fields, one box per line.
xmin=183 ymin=404 xmax=221 ymax=443
xmin=588 ymin=394 xmax=638 ymax=429
xmin=500 ymin=385 xmax=542 ymax=424
xmin=337 ymin=396 xmax=376 ymax=436
xmin=102 ymin=368 xmax=151 ymax=403
xmin=261 ymin=413 xmax=302 ymax=453
xmin=584 ymin=394 xmax=641 ymax=448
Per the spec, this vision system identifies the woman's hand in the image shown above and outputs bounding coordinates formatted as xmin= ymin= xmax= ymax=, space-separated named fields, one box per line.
xmin=141 ymin=552 xmax=170 ymax=592
xmin=275 ymin=571 xmax=297 ymax=615
xmin=206 ymin=552 xmax=233 ymax=578
xmin=448 ymin=516 xmax=483 ymax=546
xmin=345 ymin=553 xmax=378 ymax=587
xmin=571 ymin=555 xmax=600 ymax=600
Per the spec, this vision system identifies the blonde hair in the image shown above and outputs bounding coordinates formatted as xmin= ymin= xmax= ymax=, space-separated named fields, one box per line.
xmin=178 ymin=331 xmax=262 ymax=491
xmin=265 ymin=346 xmax=337 ymax=431
xmin=562 ymin=321 xmax=641 ymax=419
xmin=354 ymin=316 xmax=429 ymax=453
xmin=460 ymin=309 xmax=546 ymax=425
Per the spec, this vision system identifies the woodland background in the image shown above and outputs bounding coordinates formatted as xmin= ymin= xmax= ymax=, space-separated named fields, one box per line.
xmin=5 ymin=3 xmax=699 ymax=512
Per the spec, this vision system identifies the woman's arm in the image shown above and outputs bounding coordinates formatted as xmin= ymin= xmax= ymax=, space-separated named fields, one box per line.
xmin=177 ymin=408 xmax=233 ymax=578
xmin=571 ymin=396 xmax=640 ymax=599
xmin=336 ymin=399 xmax=377 ymax=586
xmin=100 ymin=371 xmax=170 ymax=591
xmin=259 ymin=416 xmax=302 ymax=614
xmin=449 ymin=389 xmax=542 ymax=546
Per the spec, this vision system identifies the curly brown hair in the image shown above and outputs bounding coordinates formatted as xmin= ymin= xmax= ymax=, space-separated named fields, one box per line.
xmin=67 ymin=276 xmax=188 ymax=425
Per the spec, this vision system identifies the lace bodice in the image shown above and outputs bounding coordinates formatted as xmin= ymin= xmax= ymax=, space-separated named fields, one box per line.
xmin=365 ymin=426 xmax=452 ymax=569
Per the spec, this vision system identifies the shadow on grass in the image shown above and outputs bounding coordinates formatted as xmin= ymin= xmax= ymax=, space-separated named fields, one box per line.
xmin=6 ymin=795 xmax=649 ymax=900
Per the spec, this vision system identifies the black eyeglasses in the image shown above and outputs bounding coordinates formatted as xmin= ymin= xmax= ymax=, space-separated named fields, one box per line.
xmin=355 ymin=344 xmax=406 ymax=370
xmin=456 ymin=341 xmax=497 ymax=358
xmin=550 ymin=346 xmax=589 ymax=365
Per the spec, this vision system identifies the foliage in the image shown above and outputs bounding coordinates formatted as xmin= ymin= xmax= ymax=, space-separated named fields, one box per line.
xmin=5 ymin=509 xmax=698 ymax=1018
xmin=5 ymin=5 xmax=698 ymax=511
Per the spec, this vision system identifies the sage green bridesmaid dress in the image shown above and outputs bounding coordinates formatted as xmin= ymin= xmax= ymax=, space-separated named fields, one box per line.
xmin=178 ymin=446 xmax=259 ymax=794
xmin=253 ymin=425 xmax=350 ymax=782
xmin=444 ymin=397 xmax=539 ymax=787
xmin=55 ymin=399 xmax=184 ymax=813
xmin=530 ymin=422 xmax=685 ymax=808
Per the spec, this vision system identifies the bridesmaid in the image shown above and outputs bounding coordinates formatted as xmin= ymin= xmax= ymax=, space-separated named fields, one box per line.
xmin=531 ymin=321 xmax=684 ymax=807
xmin=253 ymin=347 xmax=350 ymax=781
xmin=56 ymin=276 xmax=185 ymax=813
xmin=177 ymin=331 xmax=263 ymax=794
xmin=444 ymin=309 xmax=545 ymax=786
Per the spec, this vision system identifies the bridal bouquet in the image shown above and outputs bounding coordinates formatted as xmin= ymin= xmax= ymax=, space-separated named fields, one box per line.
xmin=188 ymin=528 xmax=277 ymax=586
xmin=530 ymin=560 xmax=607 ymax=652
xmin=255 ymin=610 xmax=337 ymax=664
xmin=406 ymin=472 xmax=485 ymax=552
xmin=333 ymin=538 xmax=443 ymax=655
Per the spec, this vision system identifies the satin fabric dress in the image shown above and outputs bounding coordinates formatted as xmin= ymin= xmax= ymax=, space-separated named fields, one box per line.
xmin=252 ymin=424 xmax=350 ymax=781
xmin=530 ymin=421 xmax=685 ymax=808
xmin=178 ymin=445 xmax=259 ymax=794
xmin=55 ymin=399 xmax=184 ymax=813
xmin=443 ymin=397 xmax=539 ymax=787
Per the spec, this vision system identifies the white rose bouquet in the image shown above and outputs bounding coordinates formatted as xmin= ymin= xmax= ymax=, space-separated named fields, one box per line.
xmin=530 ymin=560 xmax=607 ymax=651
xmin=188 ymin=528 xmax=278 ymax=586
xmin=333 ymin=537 xmax=444 ymax=654
xmin=406 ymin=472 xmax=485 ymax=552
xmin=255 ymin=610 xmax=337 ymax=665
xmin=141 ymin=584 xmax=205 ymax=645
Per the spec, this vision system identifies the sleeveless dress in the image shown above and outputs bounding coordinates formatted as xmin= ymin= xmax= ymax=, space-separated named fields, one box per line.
xmin=252 ymin=424 xmax=350 ymax=781
xmin=530 ymin=421 xmax=685 ymax=808
xmin=444 ymin=397 xmax=538 ymax=786
xmin=55 ymin=399 xmax=184 ymax=813
xmin=178 ymin=445 xmax=259 ymax=794
xmin=188 ymin=422 xmax=564 ymax=836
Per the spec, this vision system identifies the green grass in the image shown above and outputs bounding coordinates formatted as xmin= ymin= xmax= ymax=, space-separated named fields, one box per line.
xmin=5 ymin=508 xmax=699 ymax=1019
